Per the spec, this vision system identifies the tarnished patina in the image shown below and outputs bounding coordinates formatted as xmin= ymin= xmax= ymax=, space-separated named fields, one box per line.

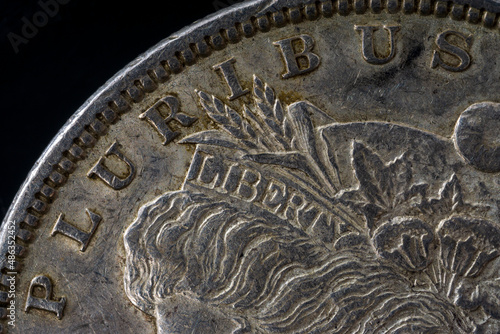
xmin=1 ymin=0 xmax=500 ymax=332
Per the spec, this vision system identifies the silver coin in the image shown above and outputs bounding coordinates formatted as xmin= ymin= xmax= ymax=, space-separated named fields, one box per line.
xmin=2 ymin=0 xmax=500 ymax=333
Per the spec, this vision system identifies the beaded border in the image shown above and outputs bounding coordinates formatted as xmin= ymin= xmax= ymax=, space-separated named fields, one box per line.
xmin=2 ymin=0 xmax=499 ymax=331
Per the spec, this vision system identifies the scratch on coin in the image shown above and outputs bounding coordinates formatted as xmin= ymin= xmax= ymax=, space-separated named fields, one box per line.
xmin=353 ymin=69 xmax=361 ymax=85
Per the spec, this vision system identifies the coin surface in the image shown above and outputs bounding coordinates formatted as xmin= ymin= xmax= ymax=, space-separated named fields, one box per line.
xmin=2 ymin=0 xmax=500 ymax=333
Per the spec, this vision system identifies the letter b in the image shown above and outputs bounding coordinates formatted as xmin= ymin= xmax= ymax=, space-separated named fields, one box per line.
xmin=274 ymin=35 xmax=321 ymax=79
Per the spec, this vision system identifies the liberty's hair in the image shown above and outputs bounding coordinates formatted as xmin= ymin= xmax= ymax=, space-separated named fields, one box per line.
xmin=124 ymin=191 xmax=473 ymax=333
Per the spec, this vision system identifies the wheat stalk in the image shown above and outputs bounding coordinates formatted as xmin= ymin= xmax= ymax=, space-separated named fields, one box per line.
xmin=252 ymin=75 xmax=292 ymax=151
xmin=198 ymin=90 xmax=258 ymax=149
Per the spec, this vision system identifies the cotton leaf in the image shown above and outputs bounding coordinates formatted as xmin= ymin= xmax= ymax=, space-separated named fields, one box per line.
xmin=416 ymin=174 xmax=465 ymax=215
xmin=351 ymin=141 xmax=390 ymax=208
xmin=396 ymin=183 xmax=428 ymax=205
xmin=387 ymin=153 xmax=412 ymax=206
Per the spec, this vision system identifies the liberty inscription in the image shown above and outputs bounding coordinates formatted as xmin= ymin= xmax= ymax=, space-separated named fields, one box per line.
xmin=124 ymin=76 xmax=500 ymax=333
xmin=4 ymin=1 xmax=499 ymax=333
xmin=22 ymin=27 xmax=480 ymax=321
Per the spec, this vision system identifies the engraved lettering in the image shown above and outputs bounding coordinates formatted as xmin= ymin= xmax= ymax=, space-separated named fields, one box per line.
xmin=237 ymin=169 xmax=260 ymax=200
xmin=188 ymin=151 xmax=266 ymax=201
xmin=87 ymin=141 xmax=136 ymax=190
xmin=189 ymin=151 xmax=227 ymax=189
xmin=263 ymin=180 xmax=288 ymax=214
xmin=222 ymin=164 xmax=243 ymax=193
xmin=123 ymin=74 xmax=500 ymax=333
xmin=25 ymin=276 xmax=66 ymax=320
xmin=431 ymin=30 xmax=473 ymax=72
xmin=140 ymin=96 xmax=198 ymax=145
xmin=212 ymin=58 xmax=249 ymax=100
xmin=284 ymin=192 xmax=304 ymax=220
xmin=186 ymin=150 xmax=339 ymax=229
xmin=51 ymin=209 xmax=102 ymax=252
xmin=299 ymin=204 xmax=321 ymax=229
xmin=273 ymin=35 xmax=320 ymax=79
xmin=355 ymin=25 xmax=400 ymax=65
xmin=310 ymin=212 xmax=335 ymax=244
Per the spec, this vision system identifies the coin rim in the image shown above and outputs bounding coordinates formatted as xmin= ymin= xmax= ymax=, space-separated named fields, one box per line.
xmin=2 ymin=0 xmax=500 ymax=329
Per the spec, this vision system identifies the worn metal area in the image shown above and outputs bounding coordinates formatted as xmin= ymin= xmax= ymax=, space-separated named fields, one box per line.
xmin=2 ymin=0 xmax=500 ymax=333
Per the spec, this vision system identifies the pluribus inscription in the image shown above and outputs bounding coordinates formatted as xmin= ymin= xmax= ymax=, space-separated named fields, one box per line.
xmin=5 ymin=2 xmax=500 ymax=333
xmin=24 ymin=276 xmax=66 ymax=320
xmin=139 ymin=95 xmax=198 ymax=145
xmin=87 ymin=141 xmax=136 ymax=190
xmin=213 ymin=58 xmax=250 ymax=100
xmin=123 ymin=75 xmax=500 ymax=333
xmin=273 ymin=35 xmax=320 ymax=79
xmin=51 ymin=209 xmax=102 ymax=252
xmin=431 ymin=30 xmax=473 ymax=72
xmin=355 ymin=25 xmax=400 ymax=65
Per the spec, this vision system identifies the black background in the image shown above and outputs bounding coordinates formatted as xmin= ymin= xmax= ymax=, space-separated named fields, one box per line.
xmin=0 ymin=0 xmax=243 ymax=219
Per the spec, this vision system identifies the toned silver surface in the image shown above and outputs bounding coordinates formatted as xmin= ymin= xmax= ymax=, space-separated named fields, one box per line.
xmin=2 ymin=0 xmax=500 ymax=333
